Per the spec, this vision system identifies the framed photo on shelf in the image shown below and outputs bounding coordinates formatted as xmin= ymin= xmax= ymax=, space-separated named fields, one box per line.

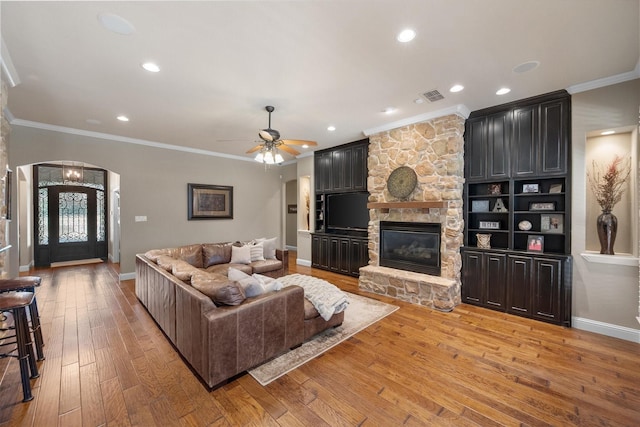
xmin=541 ymin=214 xmax=563 ymax=233
xmin=527 ymin=235 xmax=544 ymax=253
xmin=522 ymin=183 xmax=539 ymax=193
xmin=479 ymin=221 xmax=500 ymax=230
xmin=471 ymin=200 xmax=490 ymax=212
xmin=549 ymin=183 xmax=563 ymax=194
xmin=488 ymin=183 xmax=502 ymax=195
xmin=529 ymin=201 xmax=556 ymax=211
xmin=187 ymin=183 xmax=233 ymax=220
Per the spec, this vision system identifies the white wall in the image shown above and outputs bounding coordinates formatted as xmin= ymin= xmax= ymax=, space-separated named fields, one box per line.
xmin=571 ymin=78 xmax=640 ymax=336
xmin=8 ymin=124 xmax=295 ymax=276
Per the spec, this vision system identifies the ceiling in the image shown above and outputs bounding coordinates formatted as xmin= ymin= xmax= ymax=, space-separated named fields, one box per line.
xmin=2 ymin=1 xmax=639 ymax=162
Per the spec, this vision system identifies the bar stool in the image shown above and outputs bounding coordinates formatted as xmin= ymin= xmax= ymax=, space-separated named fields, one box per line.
xmin=0 ymin=277 xmax=44 ymax=361
xmin=0 ymin=292 xmax=39 ymax=402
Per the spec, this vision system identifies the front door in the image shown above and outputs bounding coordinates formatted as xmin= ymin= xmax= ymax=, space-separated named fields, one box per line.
xmin=48 ymin=186 xmax=98 ymax=263
xmin=34 ymin=164 xmax=108 ymax=266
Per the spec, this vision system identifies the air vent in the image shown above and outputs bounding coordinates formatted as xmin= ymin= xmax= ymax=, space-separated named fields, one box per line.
xmin=422 ymin=89 xmax=444 ymax=102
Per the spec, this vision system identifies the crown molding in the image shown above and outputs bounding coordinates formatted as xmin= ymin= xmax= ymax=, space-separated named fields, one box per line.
xmin=566 ymin=60 xmax=640 ymax=94
xmin=362 ymin=104 xmax=470 ymax=136
xmin=1 ymin=37 xmax=20 ymax=87
xmin=9 ymin=117 xmax=258 ymax=163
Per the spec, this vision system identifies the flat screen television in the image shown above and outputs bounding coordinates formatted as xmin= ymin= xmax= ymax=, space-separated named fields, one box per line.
xmin=326 ymin=192 xmax=369 ymax=231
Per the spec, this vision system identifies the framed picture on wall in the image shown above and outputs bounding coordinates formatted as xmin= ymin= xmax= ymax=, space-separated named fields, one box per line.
xmin=188 ymin=183 xmax=233 ymax=219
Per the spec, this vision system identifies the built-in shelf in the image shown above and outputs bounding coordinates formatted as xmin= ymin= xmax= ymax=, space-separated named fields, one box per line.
xmin=581 ymin=252 xmax=638 ymax=266
xmin=367 ymin=201 xmax=449 ymax=213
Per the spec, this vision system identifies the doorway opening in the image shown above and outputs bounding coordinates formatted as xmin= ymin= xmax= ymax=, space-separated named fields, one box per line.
xmin=33 ymin=164 xmax=108 ymax=266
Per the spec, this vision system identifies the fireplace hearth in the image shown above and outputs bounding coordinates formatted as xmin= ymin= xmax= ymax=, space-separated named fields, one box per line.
xmin=379 ymin=221 xmax=441 ymax=276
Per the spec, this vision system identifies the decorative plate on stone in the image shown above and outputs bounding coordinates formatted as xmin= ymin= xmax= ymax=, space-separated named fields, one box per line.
xmin=387 ymin=166 xmax=417 ymax=199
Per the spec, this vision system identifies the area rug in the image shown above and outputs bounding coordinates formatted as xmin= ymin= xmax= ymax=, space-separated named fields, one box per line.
xmin=248 ymin=292 xmax=398 ymax=386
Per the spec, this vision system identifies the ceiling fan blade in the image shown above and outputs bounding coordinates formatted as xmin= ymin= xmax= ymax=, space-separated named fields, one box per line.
xmin=281 ymin=139 xmax=317 ymax=146
xmin=278 ymin=144 xmax=300 ymax=156
xmin=246 ymin=144 xmax=264 ymax=154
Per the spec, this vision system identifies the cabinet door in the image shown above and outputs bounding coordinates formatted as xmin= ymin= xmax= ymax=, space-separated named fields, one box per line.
xmin=331 ymin=148 xmax=352 ymax=191
xmin=311 ymin=235 xmax=321 ymax=268
xmin=484 ymin=252 xmax=507 ymax=309
xmin=352 ymin=144 xmax=368 ymax=191
xmin=465 ymin=117 xmax=487 ymax=181
xmin=328 ymin=237 xmax=340 ymax=271
xmin=349 ymin=238 xmax=368 ymax=276
xmin=461 ymin=251 xmax=484 ymax=304
xmin=320 ymin=236 xmax=330 ymax=269
xmin=338 ymin=238 xmax=350 ymax=274
xmin=531 ymin=257 xmax=562 ymax=322
xmin=539 ymin=99 xmax=568 ymax=175
xmin=507 ymin=255 xmax=532 ymax=315
xmin=314 ymin=152 xmax=332 ymax=193
xmin=511 ymin=105 xmax=537 ymax=177
xmin=487 ymin=111 xmax=511 ymax=179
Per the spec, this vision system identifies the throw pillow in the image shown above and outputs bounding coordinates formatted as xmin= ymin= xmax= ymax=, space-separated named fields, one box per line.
xmin=191 ymin=274 xmax=246 ymax=306
xmin=228 ymin=267 xmax=265 ymax=297
xmin=252 ymin=273 xmax=284 ymax=292
xmin=230 ymin=244 xmax=251 ymax=264
xmin=249 ymin=242 xmax=265 ymax=262
xmin=256 ymin=237 xmax=278 ymax=259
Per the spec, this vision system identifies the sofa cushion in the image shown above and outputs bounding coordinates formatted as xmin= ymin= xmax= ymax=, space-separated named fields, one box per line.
xmin=253 ymin=273 xmax=284 ymax=292
xmin=230 ymin=245 xmax=251 ymax=264
xmin=303 ymin=298 xmax=320 ymax=320
xmin=171 ymin=260 xmax=200 ymax=282
xmin=228 ymin=267 xmax=264 ymax=297
xmin=249 ymin=242 xmax=265 ymax=262
xmin=177 ymin=244 xmax=204 ymax=268
xmin=191 ymin=273 xmax=246 ymax=306
xmin=202 ymin=242 xmax=232 ymax=268
xmin=250 ymin=259 xmax=283 ymax=274
xmin=145 ymin=248 xmax=175 ymax=262
xmin=155 ymin=255 xmax=178 ymax=272
xmin=255 ymin=237 xmax=278 ymax=259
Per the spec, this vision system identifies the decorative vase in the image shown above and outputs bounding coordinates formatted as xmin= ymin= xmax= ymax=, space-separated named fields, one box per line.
xmin=596 ymin=210 xmax=617 ymax=255
xmin=476 ymin=233 xmax=491 ymax=249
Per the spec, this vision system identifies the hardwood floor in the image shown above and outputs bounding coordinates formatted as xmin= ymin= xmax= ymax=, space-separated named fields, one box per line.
xmin=0 ymin=255 xmax=639 ymax=426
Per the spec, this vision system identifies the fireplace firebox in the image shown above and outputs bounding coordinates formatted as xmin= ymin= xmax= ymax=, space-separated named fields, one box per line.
xmin=379 ymin=221 xmax=441 ymax=275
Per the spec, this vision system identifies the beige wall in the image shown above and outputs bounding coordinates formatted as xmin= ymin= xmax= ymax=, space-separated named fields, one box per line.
xmin=285 ymin=179 xmax=297 ymax=247
xmin=296 ymin=155 xmax=314 ymax=264
xmin=8 ymin=125 xmax=292 ymax=276
xmin=571 ymin=78 xmax=640 ymax=331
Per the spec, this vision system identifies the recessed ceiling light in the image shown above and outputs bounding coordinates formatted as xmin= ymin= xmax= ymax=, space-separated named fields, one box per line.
xmin=450 ymin=84 xmax=464 ymax=93
xmin=601 ymin=130 xmax=615 ymax=135
xmin=396 ymin=29 xmax=416 ymax=43
xmin=97 ymin=12 xmax=135 ymax=35
xmin=327 ymin=125 xmax=336 ymax=131
xmin=302 ymin=144 xmax=309 ymax=149
xmin=513 ymin=60 xmax=540 ymax=74
xmin=414 ymin=98 xmax=425 ymax=104
xmin=116 ymin=115 xmax=129 ymax=122
xmin=142 ymin=62 xmax=160 ymax=73
xmin=382 ymin=107 xmax=396 ymax=114
xmin=496 ymin=87 xmax=511 ymax=95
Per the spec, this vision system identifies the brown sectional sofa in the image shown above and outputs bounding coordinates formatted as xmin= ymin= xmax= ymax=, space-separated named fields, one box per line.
xmin=135 ymin=241 xmax=343 ymax=388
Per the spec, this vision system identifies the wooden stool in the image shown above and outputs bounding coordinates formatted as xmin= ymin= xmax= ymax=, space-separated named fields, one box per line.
xmin=0 ymin=292 xmax=39 ymax=402
xmin=0 ymin=277 xmax=44 ymax=361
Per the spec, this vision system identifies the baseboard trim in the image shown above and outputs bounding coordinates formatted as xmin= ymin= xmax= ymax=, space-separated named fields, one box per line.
xmin=19 ymin=262 xmax=33 ymax=272
xmin=572 ymin=316 xmax=640 ymax=343
xmin=119 ymin=272 xmax=135 ymax=281
xmin=296 ymin=258 xmax=311 ymax=267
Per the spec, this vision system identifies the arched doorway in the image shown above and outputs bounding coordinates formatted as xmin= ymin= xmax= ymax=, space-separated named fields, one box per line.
xmin=33 ymin=164 xmax=108 ymax=266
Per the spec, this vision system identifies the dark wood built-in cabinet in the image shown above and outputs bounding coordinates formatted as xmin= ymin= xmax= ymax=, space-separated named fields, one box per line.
xmin=462 ymin=90 xmax=572 ymax=326
xmin=312 ymin=139 xmax=369 ymax=277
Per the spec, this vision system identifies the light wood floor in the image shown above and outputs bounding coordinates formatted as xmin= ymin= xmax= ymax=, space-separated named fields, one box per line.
xmin=0 ymin=255 xmax=639 ymax=426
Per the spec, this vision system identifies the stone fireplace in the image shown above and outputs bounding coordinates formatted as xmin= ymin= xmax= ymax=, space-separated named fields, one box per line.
xmin=358 ymin=114 xmax=465 ymax=311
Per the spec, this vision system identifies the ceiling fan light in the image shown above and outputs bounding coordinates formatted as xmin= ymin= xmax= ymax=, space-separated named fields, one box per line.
xmin=274 ymin=153 xmax=284 ymax=164
xmin=264 ymin=151 xmax=275 ymax=164
xmin=254 ymin=152 xmax=264 ymax=163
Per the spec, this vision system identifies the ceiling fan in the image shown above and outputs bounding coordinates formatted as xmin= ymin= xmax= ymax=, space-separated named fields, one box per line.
xmin=246 ymin=106 xmax=317 ymax=162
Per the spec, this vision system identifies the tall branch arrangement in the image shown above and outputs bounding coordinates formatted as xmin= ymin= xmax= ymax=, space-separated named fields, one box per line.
xmin=587 ymin=155 xmax=631 ymax=212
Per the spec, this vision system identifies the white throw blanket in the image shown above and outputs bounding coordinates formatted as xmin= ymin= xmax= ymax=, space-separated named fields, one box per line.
xmin=279 ymin=274 xmax=349 ymax=321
